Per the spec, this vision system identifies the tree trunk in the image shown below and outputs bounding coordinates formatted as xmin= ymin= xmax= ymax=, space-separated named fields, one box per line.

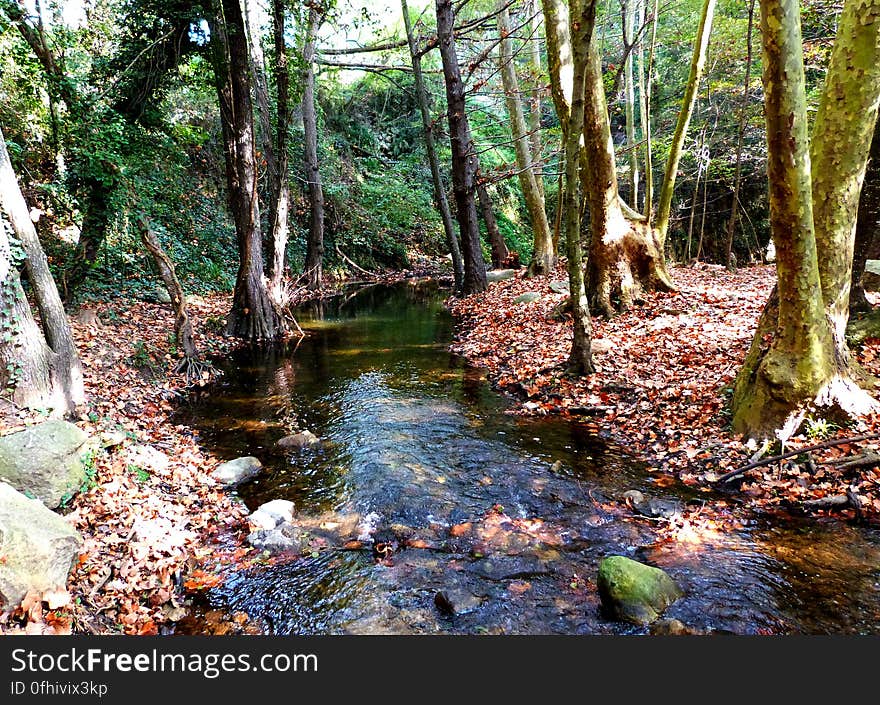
xmin=622 ymin=0 xmax=639 ymax=208
xmin=436 ymin=0 xmax=487 ymax=295
xmin=811 ymin=0 xmax=880 ymax=366
xmin=642 ymin=0 xmax=659 ymax=218
xmin=724 ymin=0 xmax=756 ymax=269
xmin=63 ymin=177 xmax=112 ymax=300
xmin=540 ymin=0 xmax=573 ymax=132
xmin=0 ymin=218 xmax=66 ymax=412
xmin=731 ymin=0 xmax=880 ymax=439
xmin=526 ymin=0 xmax=545 ymax=202
xmin=267 ymin=0 xmax=290 ymax=297
xmin=0 ymin=126 xmax=83 ymax=413
xmin=212 ymin=0 xmax=279 ymax=340
xmin=402 ymin=0 xmax=464 ymax=290
xmin=654 ymin=0 xmax=716 ymax=243
xmin=477 ymin=180 xmax=510 ymax=269
xmin=563 ymin=0 xmax=596 ymax=375
xmin=582 ymin=38 xmax=674 ymax=317
xmin=302 ymin=6 xmax=326 ymax=291
xmin=851 ymin=117 xmax=880 ymax=312
xmin=137 ymin=218 xmax=199 ymax=363
xmin=496 ymin=0 xmax=554 ymax=277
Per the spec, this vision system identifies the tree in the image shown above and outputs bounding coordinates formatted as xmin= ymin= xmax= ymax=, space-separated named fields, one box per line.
xmin=850 ymin=117 xmax=880 ymax=312
xmin=302 ymin=4 xmax=327 ymax=291
xmin=496 ymin=0 xmax=554 ymax=277
xmin=402 ymin=0 xmax=464 ymax=290
xmin=436 ymin=0 xmax=487 ymax=295
xmin=211 ymin=0 xmax=279 ymax=339
xmin=562 ymin=0 xmax=596 ymax=375
xmin=731 ymin=0 xmax=880 ymax=438
xmin=1 ymin=127 xmax=83 ymax=414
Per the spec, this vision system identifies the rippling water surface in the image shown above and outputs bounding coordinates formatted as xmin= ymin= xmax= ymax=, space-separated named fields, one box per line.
xmin=175 ymin=280 xmax=880 ymax=634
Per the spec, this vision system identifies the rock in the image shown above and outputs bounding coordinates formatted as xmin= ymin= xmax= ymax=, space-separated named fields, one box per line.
xmin=650 ymin=618 xmax=698 ymax=636
xmin=99 ymin=431 xmax=127 ymax=449
xmin=247 ymin=500 xmax=296 ymax=531
xmin=125 ymin=444 xmax=170 ymax=473
xmin=212 ymin=457 xmax=262 ymax=488
xmin=0 ymin=420 xmax=89 ymax=509
xmin=622 ymin=490 xmax=680 ymax=519
xmin=434 ymin=588 xmax=483 ymax=615
xmin=513 ymin=291 xmax=541 ymax=305
xmin=0 ymin=482 xmax=83 ymax=609
xmin=141 ymin=287 xmax=172 ymax=304
xmin=277 ymin=430 xmax=320 ymax=449
xmin=487 ymin=269 xmax=517 ymax=283
xmin=548 ymin=280 xmax=569 ymax=294
xmin=598 ymin=555 xmax=683 ymax=626
xmin=248 ymin=523 xmax=303 ymax=554
xmin=863 ymin=259 xmax=880 ymax=291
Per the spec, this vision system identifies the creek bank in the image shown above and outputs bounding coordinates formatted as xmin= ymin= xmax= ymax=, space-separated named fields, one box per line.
xmin=447 ymin=263 xmax=880 ymax=524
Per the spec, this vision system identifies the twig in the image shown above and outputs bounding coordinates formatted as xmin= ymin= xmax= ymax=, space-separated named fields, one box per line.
xmin=335 ymin=245 xmax=379 ymax=278
xmin=715 ymin=432 xmax=880 ymax=484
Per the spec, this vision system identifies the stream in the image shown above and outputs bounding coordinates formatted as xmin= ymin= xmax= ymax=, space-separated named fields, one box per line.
xmin=174 ymin=279 xmax=880 ymax=634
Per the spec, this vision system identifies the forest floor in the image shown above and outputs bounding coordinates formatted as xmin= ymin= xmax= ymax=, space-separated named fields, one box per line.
xmin=448 ymin=262 xmax=880 ymax=526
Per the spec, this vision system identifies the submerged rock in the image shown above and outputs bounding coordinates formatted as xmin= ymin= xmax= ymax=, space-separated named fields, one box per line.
xmin=277 ymin=430 xmax=320 ymax=449
xmin=0 ymin=483 xmax=83 ymax=609
xmin=434 ymin=588 xmax=484 ymax=615
xmin=212 ymin=456 xmax=262 ymax=488
xmin=248 ymin=524 xmax=304 ymax=554
xmin=0 ymin=420 xmax=90 ymax=509
xmin=597 ymin=555 xmax=683 ymax=626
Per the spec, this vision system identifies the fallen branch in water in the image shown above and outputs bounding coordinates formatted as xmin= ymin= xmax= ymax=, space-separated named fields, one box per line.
xmin=715 ymin=432 xmax=880 ymax=484
xmin=335 ymin=245 xmax=379 ymax=278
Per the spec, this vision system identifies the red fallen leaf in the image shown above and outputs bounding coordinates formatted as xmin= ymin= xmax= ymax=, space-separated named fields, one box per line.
xmin=450 ymin=522 xmax=472 ymax=537
xmin=342 ymin=540 xmax=364 ymax=550
xmin=406 ymin=539 xmax=433 ymax=549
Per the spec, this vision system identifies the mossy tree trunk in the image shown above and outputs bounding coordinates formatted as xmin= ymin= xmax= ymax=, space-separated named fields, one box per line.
xmin=563 ymin=0 xmax=596 ymax=375
xmin=496 ymin=0 xmax=554 ymax=277
xmin=654 ymin=0 xmax=716 ymax=246
xmin=731 ymin=0 xmax=880 ymax=439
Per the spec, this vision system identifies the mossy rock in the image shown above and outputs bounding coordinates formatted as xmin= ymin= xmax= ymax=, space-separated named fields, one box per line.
xmin=597 ymin=555 xmax=683 ymax=626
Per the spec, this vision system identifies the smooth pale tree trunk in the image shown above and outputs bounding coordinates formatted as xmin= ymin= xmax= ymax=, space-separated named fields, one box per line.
xmin=731 ymin=0 xmax=880 ymax=439
xmin=540 ymin=0 xmax=573 ymax=131
xmin=496 ymin=0 xmax=554 ymax=277
xmin=526 ymin=0 xmax=545 ymax=202
xmin=242 ymin=0 xmax=275 ymax=193
xmin=811 ymin=0 xmax=880 ymax=366
xmin=267 ymin=0 xmax=290 ymax=297
xmin=212 ymin=0 xmax=279 ymax=340
xmin=642 ymin=0 xmax=659 ymax=218
xmin=582 ymin=39 xmax=674 ymax=317
xmin=402 ymin=0 xmax=464 ymax=290
xmin=436 ymin=0 xmax=487 ymax=295
xmin=477 ymin=180 xmax=510 ymax=268
xmin=622 ymin=0 xmax=639 ymax=208
xmin=724 ymin=0 xmax=755 ymax=269
xmin=563 ymin=0 xmax=596 ymax=375
xmin=302 ymin=7 xmax=326 ymax=291
xmin=851 ymin=117 xmax=880 ymax=312
xmin=0 ymin=218 xmax=65 ymax=412
xmin=0 ymin=126 xmax=83 ymax=413
xmin=654 ymin=0 xmax=716 ymax=243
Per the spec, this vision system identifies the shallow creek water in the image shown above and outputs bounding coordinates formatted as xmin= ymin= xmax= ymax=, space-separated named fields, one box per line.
xmin=174 ymin=279 xmax=880 ymax=634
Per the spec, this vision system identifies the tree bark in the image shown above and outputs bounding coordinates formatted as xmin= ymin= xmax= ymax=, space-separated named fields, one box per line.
xmin=654 ymin=0 xmax=716 ymax=243
xmin=302 ymin=6 xmax=326 ymax=291
xmin=402 ymin=0 xmax=464 ymax=290
xmin=622 ymin=0 xmax=639 ymax=208
xmin=563 ymin=0 xmax=596 ymax=375
xmin=212 ymin=0 xmax=279 ymax=340
xmin=731 ymin=0 xmax=880 ymax=439
xmin=0 ymin=125 xmax=83 ymax=413
xmin=436 ymin=0 xmax=487 ymax=295
xmin=477 ymin=180 xmax=510 ymax=269
xmin=267 ymin=0 xmax=290 ymax=297
xmin=582 ymin=38 xmax=673 ymax=317
xmin=851 ymin=117 xmax=880 ymax=312
xmin=526 ymin=0 xmax=545 ymax=203
xmin=497 ymin=0 xmax=554 ymax=277
xmin=724 ymin=0 xmax=756 ymax=269
xmin=642 ymin=0 xmax=659 ymax=218
xmin=137 ymin=218 xmax=199 ymax=363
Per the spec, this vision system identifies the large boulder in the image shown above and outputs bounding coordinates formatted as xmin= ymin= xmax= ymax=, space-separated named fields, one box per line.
xmin=0 ymin=420 xmax=89 ymax=509
xmin=487 ymin=269 xmax=517 ymax=283
xmin=212 ymin=456 xmax=262 ymax=488
xmin=0 ymin=483 xmax=83 ymax=609
xmin=597 ymin=555 xmax=683 ymax=626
